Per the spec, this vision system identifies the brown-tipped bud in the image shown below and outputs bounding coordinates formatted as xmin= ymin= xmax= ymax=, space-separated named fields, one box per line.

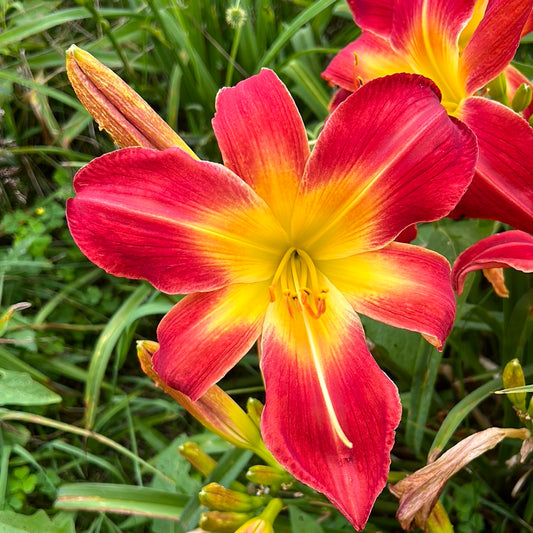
xmin=246 ymin=398 xmax=264 ymax=429
xmin=65 ymin=45 xmax=196 ymax=155
xmin=199 ymin=482 xmax=265 ymax=512
xmin=246 ymin=465 xmax=292 ymax=492
xmin=512 ymin=83 xmax=533 ymax=113
xmin=503 ymin=359 xmax=527 ymax=412
xmin=178 ymin=442 xmax=217 ymax=477
xmin=199 ymin=510 xmax=253 ymax=532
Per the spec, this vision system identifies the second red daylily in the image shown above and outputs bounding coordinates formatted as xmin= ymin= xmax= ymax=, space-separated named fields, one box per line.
xmin=67 ymin=70 xmax=476 ymax=530
xmin=452 ymin=230 xmax=533 ymax=295
xmin=323 ymin=0 xmax=533 ymax=234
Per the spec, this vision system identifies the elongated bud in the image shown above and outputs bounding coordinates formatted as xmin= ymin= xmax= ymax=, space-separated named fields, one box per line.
xmin=178 ymin=442 xmax=217 ymax=476
xmin=66 ymin=45 xmax=196 ymax=156
xmin=137 ymin=341 xmax=278 ymax=465
xmin=512 ymin=83 xmax=532 ymax=113
xmin=503 ymin=359 xmax=527 ymax=412
xmin=246 ymin=398 xmax=263 ymax=429
xmin=0 ymin=302 xmax=31 ymax=334
xmin=234 ymin=499 xmax=284 ymax=533
xmin=246 ymin=465 xmax=292 ymax=493
xmin=199 ymin=510 xmax=253 ymax=532
xmin=199 ymin=482 xmax=266 ymax=512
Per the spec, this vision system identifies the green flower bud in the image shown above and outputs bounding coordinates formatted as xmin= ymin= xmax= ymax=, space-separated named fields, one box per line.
xmin=199 ymin=510 xmax=253 ymax=532
xmin=199 ymin=482 xmax=265 ymax=512
xmin=511 ymin=83 xmax=532 ymax=113
xmin=246 ymin=465 xmax=292 ymax=492
xmin=178 ymin=442 xmax=217 ymax=476
xmin=235 ymin=499 xmax=283 ymax=533
xmin=503 ymin=359 xmax=526 ymax=412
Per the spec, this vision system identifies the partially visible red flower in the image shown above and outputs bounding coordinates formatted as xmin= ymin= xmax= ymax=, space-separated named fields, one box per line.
xmin=452 ymin=230 xmax=533 ymax=295
xmin=323 ymin=0 xmax=533 ymax=234
xmin=67 ymin=69 xmax=476 ymax=530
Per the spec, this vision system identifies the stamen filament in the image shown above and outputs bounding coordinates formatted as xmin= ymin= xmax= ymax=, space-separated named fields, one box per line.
xmin=302 ymin=311 xmax=353 ymax=449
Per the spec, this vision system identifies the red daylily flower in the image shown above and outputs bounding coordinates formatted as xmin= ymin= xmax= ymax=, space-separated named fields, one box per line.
xmin=67 ymin=70 xmax=476 ymax=530
xmin=323 ymin=0 xmax=533 ymax=234
xmin=452 ymin=230 xmax=533 ymax=295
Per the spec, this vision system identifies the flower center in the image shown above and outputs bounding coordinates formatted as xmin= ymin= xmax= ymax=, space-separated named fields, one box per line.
xmin=269 ymin=248 xmax=328 ymax=318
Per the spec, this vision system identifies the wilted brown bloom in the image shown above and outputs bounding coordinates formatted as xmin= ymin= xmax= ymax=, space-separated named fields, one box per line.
xmin=390 ymin=427 xmax=530 ymax=531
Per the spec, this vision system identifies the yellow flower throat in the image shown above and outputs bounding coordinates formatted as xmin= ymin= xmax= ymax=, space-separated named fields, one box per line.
xmin=269 ymin=248 xmax=329 ymax=319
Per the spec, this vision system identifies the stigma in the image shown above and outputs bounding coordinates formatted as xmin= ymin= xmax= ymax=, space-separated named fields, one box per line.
xmin=269 ymin=248 xmax=329 ymax=318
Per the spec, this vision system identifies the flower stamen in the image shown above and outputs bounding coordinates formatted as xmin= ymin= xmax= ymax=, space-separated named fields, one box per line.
xmin=270 ymin=248 xmax=329 ymax=319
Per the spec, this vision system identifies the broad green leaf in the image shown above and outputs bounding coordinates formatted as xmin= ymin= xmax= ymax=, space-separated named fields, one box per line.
xmin=0 ymin=369 xmax=61 ymax=406
xmin=0 ymin=510 xmax=75 ymax=533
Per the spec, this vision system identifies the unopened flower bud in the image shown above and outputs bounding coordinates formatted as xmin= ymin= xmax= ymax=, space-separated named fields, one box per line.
xmin=246 ymin=398 xmax=263 ymax=429
xmin=178 ymin=442 xmax=217 ymax=477
xmin=199 ymin=510 xmax=253 ymax=532
xmin=234 ymin=499 xmax=283 ymax=533
xmin=137 ymin=341 xmax=278 ymax=466
xmin=502 ymin=358 xmax=526 ymax=412
xmin=511 ymin=83 xmax=532 ymax=113
xmin=199 ymin=482 xmax=265 ymax=512
xmin=66 ymin=45 xmax=196 ymax=155
xmin=246 ymin=465 xmax=292 ymax=492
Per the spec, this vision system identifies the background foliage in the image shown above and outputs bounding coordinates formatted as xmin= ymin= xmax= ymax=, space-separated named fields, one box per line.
xmin=0 ymin=1 xmax=532 ymax=531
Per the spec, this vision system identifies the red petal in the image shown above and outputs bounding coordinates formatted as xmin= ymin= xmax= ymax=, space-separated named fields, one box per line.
xmin=347 ymin=0 xmax=394 ymax=37
xmin=67 ymin=147 xmax=287 ymax=294
xmin=152 ymin=282 xmax=270 ymax=400
xmin=462 ymin=0 xmax=533 ymax=94
xmin=260 ymin=282 xmax=401 ymax=530
xmin=452 ymin=97 xmax=533 ymax=234
xmin=452 ymin=231 xmax=533 ymax=295
xmin=213 ymin=69 xmax=310 ymax=228
xmin=318 ymin=242 xmax=455 ymax=350
xmin=291 ymin=74 xmax=476 ymax=259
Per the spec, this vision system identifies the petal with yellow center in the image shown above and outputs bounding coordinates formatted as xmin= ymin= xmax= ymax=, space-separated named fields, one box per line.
xmin=291 ymin=74 xmax=476 ymax=260
xmin=212 ymin=69 xmax=309 ymax=228
xmin=322 ymin=32 xmax=413 ymax=90
xmin=389 ymin=0 xmax=475 ymax=110
xmin=260 ymin=278 xmax=401 ymax=531
xmin=317 ymin=242 xmax=455 ymax=350
xmin=67 ymin=147 xmax=288 ymax=294
xmin=452 ymin=97 xmax=533 ymax=234
xmin=452 ymin=231 xmax=533 ymax=296
xmin=461 ymin=0 xmax=533 ymax=94
xmin=153 ymin=281 xmax=271 ymax=400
